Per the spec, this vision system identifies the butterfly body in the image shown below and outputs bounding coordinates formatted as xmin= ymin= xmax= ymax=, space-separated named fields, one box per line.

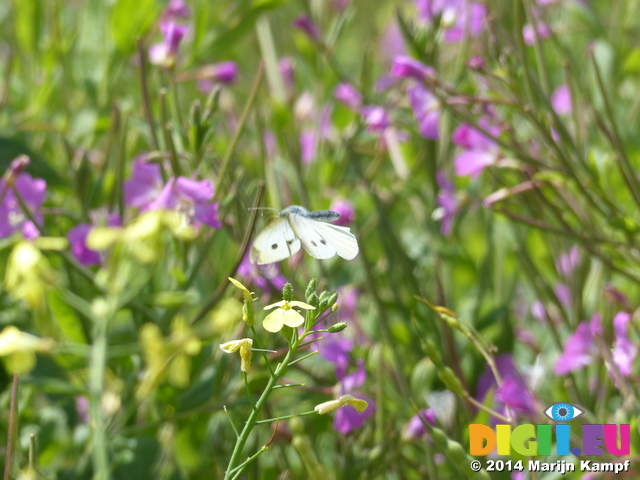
xmin=250 ymin=205 xmax=359 ymax=265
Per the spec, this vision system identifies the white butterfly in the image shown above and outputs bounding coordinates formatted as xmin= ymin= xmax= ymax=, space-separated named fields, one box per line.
xmin=250 ymin=206 xmax=359 ymax=265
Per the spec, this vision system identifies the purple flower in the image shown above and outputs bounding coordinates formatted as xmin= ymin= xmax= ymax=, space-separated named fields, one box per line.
xmin=124 ymin=158 xmax=163 ymax=208
xmin=452 ymin=122 xmax=498 ymax=151
xmin=279 ymin=57 xmax=295 ymax=93
xmin=554 ymin=314 xmax=601 ymax=375
xmin=329 ymin=199 xmax=355 ymax=226
xmin=390 ymin=56 xmax=435 ymax=82
xmin=380 ymin=22 xmax=406 ymax=62
xmin=319 ymin=338 xmax=353 ymax=380
xmin=556 ymin=246 xmax=579 ymax=277
xmin=68 ymin=224 xmax=100 ymax=266
xmin=417 ymin=1 xmax=487 ymax=43
xmin=454 ymin=150 xmax=496 ymax=178
xmin=531 ymin=301 xmax=546 ymax=322
xmin=161 ymin=0 xmax=191 ymax=21
xmin=604 ymin=285 xmax=631 ymax=310
xmin=149 ymin=22 xmax=188 ymax=67
xmin=333 ymin=394 xmax=375 ymax=434
xmin=0 ymin=173 xmax=46 ymax=239
xmin=293 ymin=14 xmax=320 ymax=40
xmin=204 ymin=61 xmax=238 ymax=84
xmin=197 ymin=61 xmax=239 ymax=92
xmin=551 ymin=84 xmax=572 ymax=115
xmin=402 ymin=409 xmax=436 ymax=441
xmin=334 ymin=83 xmax=362 ymax=110
xmin=124 ymin=159 xmax=220 ymax=228
xmin=435 ymin=171 xmax=459 ymax=235
xmin=67 ymin=212 xmax=121 ymax=267
xmin=75 ymin=396 xmax=90 ymax=423
xmin=263 ymin=131 xmax=278 ymax=159
xmin=360 ymin=106 xmax=390 ymax=132
xmin=300 ymin=130 xmax=318 ymax=164
xmin=147 ymin=177 xmax=220 ymax=228
xmin=334 ymin=361 xmax=375 ymax=434
xmin=522 ymin=22 xmax=551 ymax=46
xmin=452 ymin=120 xmax=501 ymax=178
xmin=408 ymin=83 xmax=440 ymax=140
xmin=612 ymin=312 xmax=636 ymax=377
xmin=467 ymin=56 xmax=485 ymax=70
xmin=554 ymin=283 xmax=572 ymax=307
xmin=476 ymin=354 xmax=537 ymax=420
xmin=495 ymin=376 xmax=536 ymax=416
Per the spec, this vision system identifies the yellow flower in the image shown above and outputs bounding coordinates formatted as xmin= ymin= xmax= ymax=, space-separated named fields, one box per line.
xmin=0 ymin=326 xmax=55 ymax=373
xmin=314 ymin=394 xmax=369 ymax=415
xmin=228 ymin=277 xmax=255 ymax=326
xmin=5 ymin=242 xmax=58 ymax=310
xmin=262 ymin=300 xmax=315 ymax=333
xmin=220 ymin=338 xmax=253 ymax=372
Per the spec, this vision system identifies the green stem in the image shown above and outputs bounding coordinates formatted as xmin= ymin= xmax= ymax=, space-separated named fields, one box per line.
xmin=136 ymin=38 xmax=159 ymax=150
xmin=89 ymin=303 xmax=111 ymax=480
xmin=223 ymin=331 xmax=307 ymax=479
xmin=216 ymin=63 xmax=264 ymax=194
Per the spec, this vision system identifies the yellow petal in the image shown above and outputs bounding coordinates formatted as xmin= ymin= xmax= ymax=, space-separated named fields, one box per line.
xmin=264 ymin=300 xmax=286 ymax=311
xmin=220 ymin=338 xmax=252 ymax=353
xmin=281 ymin=309 xmax=305 ymax=328
xmin=344 ymin=395 xmax=369 ymax=413
xmin=263 ymin=309 xmax=286 ymax=332
xmin=314 ymin=394 xmax=369 ymax=415
xmin=239 ymin=345 xmax=252 ymax=372
xmin=314 ymin=398 xmax=342 ymax=415
xmin=228 ymin=277 xmax=252 ymax=299
xmin=289 ymin=301 xmax=316 ymax=310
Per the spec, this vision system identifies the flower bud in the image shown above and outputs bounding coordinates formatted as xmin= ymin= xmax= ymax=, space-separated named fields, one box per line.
xmin=328 ymin=322 xmax=347 ymax=333
xmin=421 ymin=338 xmax=443 ymax=366
xmin=305 ymin=278 xmax=317 ymax=300
xmin=438 ymin=367 xmax=465 ymax=396
xmin=282 ymin=283 xmax=294 ymax=302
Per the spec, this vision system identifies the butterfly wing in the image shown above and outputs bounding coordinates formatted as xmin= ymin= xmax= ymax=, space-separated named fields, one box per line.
xmin=305 ymin=222 xmax=359 ymax=260
xmin=251 ymin=218 xmax=301 ymax=265
xmin=286 ymin=214 xmax=338 ymax=259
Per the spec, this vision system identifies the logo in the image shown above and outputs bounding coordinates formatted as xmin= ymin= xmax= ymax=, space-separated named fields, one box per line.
xmin=469 ymin=403 xmax=630 ymax=457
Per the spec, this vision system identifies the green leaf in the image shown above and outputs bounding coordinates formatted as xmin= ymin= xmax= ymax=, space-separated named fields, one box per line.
xmin=209 ymin=0 xmax=286 ymax=51
xmin=13 ymin=0 xmax=44 ymax=54
xmin=110 ymin=0 xmax=159 ymax=55
xmin=623 ymin=48 xmax=640 ymax=73
xmin=48 ymin=290 xmax=87 ymax=344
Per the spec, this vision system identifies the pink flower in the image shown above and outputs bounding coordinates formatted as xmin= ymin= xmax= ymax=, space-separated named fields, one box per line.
xmin=149 ymin=22 xmax=188 ymax=67
xmin=68 ymin=212 xmax=121 ymax=266
xmin=417 ymin=0 xmax=487 ymax=43
xmin=0 ymin=172 xmax=46 ymax=239
xmin=452 ymin=120 xmax=501 ymax=178
xmin=360 ymin=106 xmax=390 ymax=132
xmin=554 ymin=314 xmax=601 ymax=375
xmin=390 ymin=56 xmax=435 ymax=82
xmin=161 ymin=0 xmax=191 ymax=21
xmin=408 ymin=83 xmax=440 ymax=140
xmin=612 ymin=312 xmax=636 ymax=377
xmin=522 ymin=22 xmax=551 ymax=45
xmin=329 ymin=199 xmax=355 ymax=226
xmin=293 ymin=14 xmax=320 ymax=40
xmin=334 ymin=83 xmax=362 ymax=110
xmin=402 ymin=409 xmax=437 ymax=441
xmin=551 ymin=84 xmax=572 ymax=115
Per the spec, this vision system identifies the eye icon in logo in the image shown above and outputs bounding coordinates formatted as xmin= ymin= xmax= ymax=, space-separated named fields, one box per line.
xmin=544 ymin=403 xmax=584 ymax=422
